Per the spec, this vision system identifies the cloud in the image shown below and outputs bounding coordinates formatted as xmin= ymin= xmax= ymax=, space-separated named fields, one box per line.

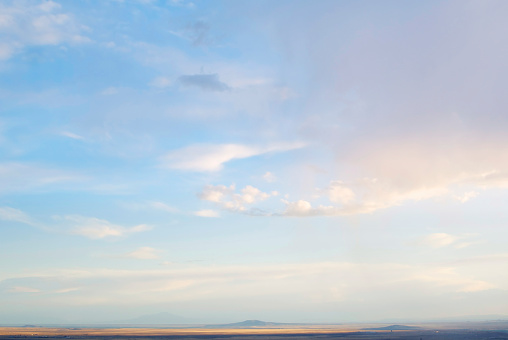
xmin=100 ymin=87 xmax=120 ymax=95
xmin=416 ymin=233 xmax=479 ymax=249
xmin=452 ymin=253 xmax=508 ymax=265
xmin=170 ymin=20 xmax=214 ymax=46
xmin=178 ymin=73 xmax=230 ymax=92
xmin=0 ymin=206 xmax=36 ymax=226
xmin=418 ymin=233 xmax=458 ymax=248
xmin=327 ymin=180 xmax=355 ymax=204
xmin=0 ymin=0 xmax=89 ymax=60
xmin=281 ymin=178 xmax=450 ymax=217
xmin=60 ymin=131 xmax=84 ymax=140
xmin=194 ymin=209 xmax=220 ymax=218
xmin=263 ymin=171 xmax=276 ymax=183
xmin=199 ymin=184 xmax=274 ymax=212
xmin=8 ymin=286 xmax=40 ymax=293
xmin=149 ymin=76 xmax=172 ymax=88
xmin=60 ymin=215 xmax=152 ymax=239
xmin=147 ymin=201 xmax=179 ymax=213
xmin=454 ymin=191 xmax=479 ymax=203
xmin=160 ymin=142 xmax=305 ymax=172
xmin=54 ymin=287 xmax=81 ymax=294
xmin=120 ymin=201 xmax=179 ymax=213
xmin=224 ymin=1 xmax=508 ymax=217
xmin=124 ymin=247 xmax=162 ymax=260
xmin=0 ymin=162 xmax=83 ymax=194
xmin=0 ymin=260 xmax=499 ymax=311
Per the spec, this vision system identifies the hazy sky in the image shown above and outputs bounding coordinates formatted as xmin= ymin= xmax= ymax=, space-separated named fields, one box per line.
xmin=1 ymin=0 xmax=508 ymax=324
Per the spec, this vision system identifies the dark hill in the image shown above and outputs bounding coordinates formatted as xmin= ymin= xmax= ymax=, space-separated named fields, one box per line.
xmin=363 ymin=324 xmax=421 ymax=331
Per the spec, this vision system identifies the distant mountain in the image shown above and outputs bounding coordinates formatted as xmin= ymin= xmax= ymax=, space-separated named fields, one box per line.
xmin=377 ymin=314 xmax=508 ymax=323
xmin=363 ymin=324 xmax=421 ymax=331
xmin=205 ymin=320 xmax=284 ymax=328
xmin=429 ymin=314 xmax=508 ymax=322
xmin=119 ymin=312 xmax=196 ymax=325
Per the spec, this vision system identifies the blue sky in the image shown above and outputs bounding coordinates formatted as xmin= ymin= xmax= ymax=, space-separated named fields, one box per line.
xmin=1 ymin=0 xmax=508 ymax=324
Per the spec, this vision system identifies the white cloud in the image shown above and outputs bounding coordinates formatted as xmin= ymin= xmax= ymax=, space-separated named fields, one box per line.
xmin=61 ymin=215 xmax=151 ymax=239
xmin=327 ymin=180 xmax=355 ymax=204
xmin=8 ymin=286 xmax=40 ymax=293
xmin=419 ymin=233 xmax=458 ymax=248
xmin=199 ymin=184 xmax=274 ymax=212
xmin=160 ymin=142 xmax=305 ymax=172
xmin=416 ymin=233 xmax=479 ymax=249
xmin=455 ymin=191 xmax=479 ymax=203
xmin=60 ymin=131 xmax=84 ymax=140
xmin=263 ymin=171 xmax=276 ymax=183
xmin=0 ymin=206 xmax=36 ymax=226
xmin=124 ymin=247 xmax=162 ymax=260
xmin=0 ymin=1 xmax=89 ymax=60
xmin=282 ymin=200 xmax=314 ymax=216
xmin=281 ymin=178 xmax=450 ymax=217
xmin=120 ymin=201 xmax=179 ymax=213
xmin=194 ymin=209 xmax=220 ymax=218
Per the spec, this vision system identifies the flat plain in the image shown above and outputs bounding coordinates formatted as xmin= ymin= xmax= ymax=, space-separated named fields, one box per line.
xmin=1 ymin=324 xmax=508 ymax=340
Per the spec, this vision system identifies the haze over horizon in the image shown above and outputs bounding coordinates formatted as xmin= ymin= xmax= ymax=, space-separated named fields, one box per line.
xmin=1 ymin=0 xmax=508 ymax=325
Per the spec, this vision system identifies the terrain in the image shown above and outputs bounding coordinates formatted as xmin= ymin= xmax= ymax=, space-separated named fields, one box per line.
xmin=1 ymin=321 xmax=508 ymax=340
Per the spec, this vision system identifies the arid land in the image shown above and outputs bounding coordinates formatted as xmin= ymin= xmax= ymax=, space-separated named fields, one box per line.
xmin=1 ymin=323 xmax=508 ymax=340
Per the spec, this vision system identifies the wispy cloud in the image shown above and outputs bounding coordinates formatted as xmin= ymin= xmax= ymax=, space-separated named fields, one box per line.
xmin=0 ymin=162 xmax=84 ymax=194
xmin=123 ymin=247 xmax=162 ymax=260
xmin=120 ymin=201 xmax=179 ymax=213
xmin=0 ymin=206 xmax=37 ymax=226
xmin=59 ymin=215 xmax=152 ymax=239
xmin=8 ymin=286 xmax=40 ymax=293
xmin=160 ymin=142 xmax=305 ymax=172
xmin=415 ymin=233 xmax=480 ymax=249
xmin=60 ymin=131 xmax=84 ymax=140
xmin=194 ymin=209 xmax=220 ymax=218
xmin=0 ymin=260 xmax=498 ymax=307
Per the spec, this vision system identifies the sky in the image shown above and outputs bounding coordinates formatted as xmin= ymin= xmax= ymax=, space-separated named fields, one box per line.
xmin=1 ymin=0 xmax=508 ymax=325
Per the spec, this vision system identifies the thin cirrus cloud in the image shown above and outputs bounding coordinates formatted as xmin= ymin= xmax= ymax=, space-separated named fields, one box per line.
xmin=194 ymin=209 xmax=220 ymax=218
xmin=160 ymin=142 xmax=305 ymax=172
xmin=8 ymin=286 xmax=40 ymax=293
xmin=416 ymin=233 xmax=479 ymax=249
xmin=0 ymin=162 xmax=84 ymax=194
xmin=60 ymin=131 xmax=85 ymax=140
xmin=124 ymin=247 xmax=162 ymax=260
xmin=0 ymin=207 xmax=152 ymax=240
xmin=0 ymin=260 xmax=498 ymax=310
xmin=59 ymin=215 xmax=152 ymax=239
xmin=0 ymin=206 xmax=37 ymax=226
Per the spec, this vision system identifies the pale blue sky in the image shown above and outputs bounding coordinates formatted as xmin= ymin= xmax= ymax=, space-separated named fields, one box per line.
xmin=1 ymin=0 xmax=508 ymax=324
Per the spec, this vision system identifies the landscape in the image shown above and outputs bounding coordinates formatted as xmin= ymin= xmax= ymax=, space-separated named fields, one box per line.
xmin=2 ymin=320 xmax=508 ymax=340
xmin=1 ymin=1 xmax=508 ymax=339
